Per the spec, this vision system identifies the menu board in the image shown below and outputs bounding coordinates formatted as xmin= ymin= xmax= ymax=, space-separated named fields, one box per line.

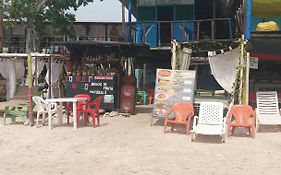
xmin=64 ymin=76 xmax=117 ymax=111
xmin=152 ymin=69 xmax=196 ymax=117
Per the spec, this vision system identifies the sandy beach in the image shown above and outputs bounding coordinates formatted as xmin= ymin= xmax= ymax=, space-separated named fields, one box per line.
xmin=0 ymin=105 xmax=281 ymax=175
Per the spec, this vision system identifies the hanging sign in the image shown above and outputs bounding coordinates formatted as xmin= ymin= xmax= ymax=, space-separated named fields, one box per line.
xmin=250 ymin=57 xmax=259 ymax=69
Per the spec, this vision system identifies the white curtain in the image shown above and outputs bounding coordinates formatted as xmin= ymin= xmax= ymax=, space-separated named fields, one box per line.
xmin=32 ymin=58 xmax=46 ymax=79
xmin=209 ymin=48 xmax=240 ymax=93
xmin=0 ymin=59 xmax=17 ymax=100
xmin=45 ymin=61 xmax=63 ymax=98
xmin=14 ymin=59 xmax=25 ymax=79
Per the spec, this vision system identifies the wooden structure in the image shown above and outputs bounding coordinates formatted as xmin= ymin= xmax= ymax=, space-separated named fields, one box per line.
xmin=0 ymin=53 xmax=66 ymax=125
xmin=120 ymin=0 xmax=233 ymax=48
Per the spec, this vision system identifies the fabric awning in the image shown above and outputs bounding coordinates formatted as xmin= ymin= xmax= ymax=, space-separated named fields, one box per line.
xmin=253 ymin=0 xmax=281 ymax=17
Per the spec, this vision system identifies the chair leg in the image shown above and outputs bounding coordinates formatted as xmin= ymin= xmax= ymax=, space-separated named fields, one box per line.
xmin=36 ymin=113 xmax=40 ymax=127
xmin=3 ymin=113 xmax=6 ymax=125
xmin=42 ymin=113 xmax=46 ymax=126
xmin=96 ymin=114 xmax=100 ymax=127
xmin=77 ymin=111 xmax=81 ymax=128
xmin=163 ymin=120 xmax=167 ymax=133
xmin=227 ymin=125 xmax=232 ymax=137
xmin=251 ymin=126 xmax=256 ymax=138
xmin=84 ymin=113 xmax=88 ymax=126
xmin=186 ymin=123 xmax=190 ymax=135
xmin=91 ymin=112 xmax=96 ymax=128
xmin=171 ymin=124 xmax=175 ymax=132
xmin=231 ymin=127 xmax=235 ymax=136
xmin=66 ymin=111 xmax=70 ymax=124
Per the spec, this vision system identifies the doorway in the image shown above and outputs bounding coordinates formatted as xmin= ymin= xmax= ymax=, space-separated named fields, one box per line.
xmin=157 ymin=6 xmax=174 ymax=45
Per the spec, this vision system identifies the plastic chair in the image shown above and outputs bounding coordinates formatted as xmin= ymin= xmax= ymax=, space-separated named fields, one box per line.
xmin=163 ymin=102 xmax=194 ymax=135
xmin=137 ymin=91 xmax=147 ymax=105
xmin=3 ymin=104 xmax=28 ymax=125
xmin=66 ymin=94 xmax=91 ymax=126
xmin=191 ymin=102 xmax=226 ymax=143
xmin=256 ymin=91 xmax=281 ymax=126
xmin=32 ymin=96 xmax=58 ymax=127
xmin=83 ymin=96 xmax=104 ymax=127
xmin=227 ymin=105 xmax=256 ymax=138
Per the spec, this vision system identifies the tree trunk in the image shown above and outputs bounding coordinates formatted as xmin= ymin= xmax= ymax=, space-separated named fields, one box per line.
xmin=26 ymin=19 xmax=34 ymax=125
xmin=26 ymin=24 xmax=32 ymax=52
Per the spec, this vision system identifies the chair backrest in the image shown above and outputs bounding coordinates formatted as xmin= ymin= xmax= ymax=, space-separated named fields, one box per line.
xmin=88 ymin=96 xmax=104 ymax=112
xmin=198 ymin=102 xmax=224 ymax=125
xmin=229 ymin=105 xmax=255 ymax=125
xmin=256 ymin=91 xmax=280 ymax=115
xmin=74 ymin=94 xmax=91 ymax=110
xmin=32 ymin=96 xmax=47 ymax=112
xmin=170 ymin=102 xmax=194 ymax=122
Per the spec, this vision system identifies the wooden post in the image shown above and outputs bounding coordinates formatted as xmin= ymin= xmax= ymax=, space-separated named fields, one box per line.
xmin=27 ymin=53 xmax=33 ymax=125
xmin=171 ymin=41 xmax=177 ymax=70
xmin=196 ymin=22 xmax=200 ymax=40
xmin=143 ymin=63 xmax=147 ymax=90
xmin=239 ymin=35 xmax=245 ymax=104
xmin=35 ymin=58 xmax=38 ymax=86
xmin=211 ymin=0 xmax=216 ymax=39
xmin=122 ymin=4 xmax=126 ymax=42
xmin=48 ymin=56 xmax=52 ymax=98
xmin=0 ymin=5 xmax=3 ymax=52
xmin=246 ymin=52 xmax=250 ymax=105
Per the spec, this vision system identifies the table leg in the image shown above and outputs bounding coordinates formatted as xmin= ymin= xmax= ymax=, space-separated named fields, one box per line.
xmin=73 ymin=102 xmax=77 ymax=129
xmin=58 ymin=102 xmax=63 ymax=125
xmin=48 ymin=103 xmax=52 ymax=129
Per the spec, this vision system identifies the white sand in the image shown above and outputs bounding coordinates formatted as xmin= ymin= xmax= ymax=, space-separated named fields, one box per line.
xmin=0 ymin=105 xmax=281 ymax=175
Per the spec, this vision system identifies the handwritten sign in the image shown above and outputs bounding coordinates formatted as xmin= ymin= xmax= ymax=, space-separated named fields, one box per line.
xmin=65 ymin=76 xmax=117 ymax=111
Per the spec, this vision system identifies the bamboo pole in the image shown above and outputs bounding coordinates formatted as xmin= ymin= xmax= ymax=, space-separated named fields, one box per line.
xmin=122 ymin=4 xmax=126 ymax=42
xmin=239 ymin=36 xmax=244 ymax=104
xmin=27 ymin=53 xmax=33 ymax=125
xmin=246 ymin=52 xmax=250 ymax=105
xmin=0 ymin=4 xmax=3 ymax=52
xmin=171 ymin=41 xmax=177 ymax=70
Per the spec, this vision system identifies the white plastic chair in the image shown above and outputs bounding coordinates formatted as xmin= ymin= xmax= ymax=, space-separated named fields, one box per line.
xmin=32 ymin=96 xmax=58 ymax=127
xmin=256 ymin=91 xmax=281 ymax=126
xmin=191 ymin=102 xmax=226 ymax=143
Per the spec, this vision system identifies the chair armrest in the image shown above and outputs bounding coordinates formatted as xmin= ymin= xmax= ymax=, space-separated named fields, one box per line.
xmin=49 ymin=102 xmax=58 ymax=112
xmin=255 ymin=109 xmax=258 ymax=128
xmin=222 ymin=117 xmax=227 ymax=133
xmin=15 ymin=104 xmax=28 ymax=111
xmin=87 ymin=102 xmax=97 ymax=111
xmin=192 ymin=115 xmax=199 ymax=130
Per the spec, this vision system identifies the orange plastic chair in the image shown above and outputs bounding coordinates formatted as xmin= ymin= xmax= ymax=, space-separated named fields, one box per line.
xmin=66 ymin=94 xmax=91 ymax=126
xmin=83 ymin=96 xmax=104 ymax=127
xmin=164 ymin=102 xmax=194 ymax=135
xmin=227 ymin=105 xmax=256 ymax=138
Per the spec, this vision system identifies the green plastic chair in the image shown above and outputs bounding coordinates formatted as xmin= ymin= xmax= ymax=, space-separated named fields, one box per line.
xmin=137 ymin=91 xmax=147 ymax=105
xmin=3 ymin=103 xmax=29 ymax=125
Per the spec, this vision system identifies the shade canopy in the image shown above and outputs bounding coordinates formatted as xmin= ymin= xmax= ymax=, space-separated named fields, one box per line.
xmin=253 ymin=0 xmax=281 ymax=17
xmin=53 ymin=41 xmax=150 ymax=58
